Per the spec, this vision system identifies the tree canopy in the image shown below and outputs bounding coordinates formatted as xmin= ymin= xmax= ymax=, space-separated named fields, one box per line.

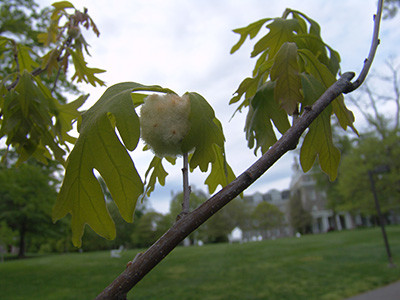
xmin=0 ymin=162 xmax=58 ymax=257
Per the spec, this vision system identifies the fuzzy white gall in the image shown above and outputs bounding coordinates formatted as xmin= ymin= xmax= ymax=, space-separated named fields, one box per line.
xmin=140 ymin=93 xmax=191 ymax=157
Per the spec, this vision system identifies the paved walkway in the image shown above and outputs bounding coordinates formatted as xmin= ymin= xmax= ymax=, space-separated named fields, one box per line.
xmin=345 ymin=280 xmax=400 ymax=300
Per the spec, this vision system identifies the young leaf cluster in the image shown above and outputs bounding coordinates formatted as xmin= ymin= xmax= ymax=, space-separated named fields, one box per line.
xmin=54 ymin=83 xmax=235 ymax=247
xmin=231 ymin=9 xmax=357 ymax=180
xmin=0 ymin=1 xmax=105 ymax=165
xmin=37 ymin=1 xmax=105 ymax=86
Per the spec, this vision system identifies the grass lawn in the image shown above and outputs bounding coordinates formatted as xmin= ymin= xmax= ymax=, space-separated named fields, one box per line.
xmin=1 ymin=226 xmax=400 ymax=300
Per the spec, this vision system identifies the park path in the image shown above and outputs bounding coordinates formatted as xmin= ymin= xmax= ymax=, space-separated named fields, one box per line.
xmin=345 ymin=280 xmax=400 ymax=300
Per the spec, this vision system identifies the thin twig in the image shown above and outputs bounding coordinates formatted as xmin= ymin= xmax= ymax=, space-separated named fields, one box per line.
xmin=181 ymin=152 xmax=191 ymax=215
xmin=349 ymin=0 xmax=383 ymax=91
xmin=51 ymin=67 xmax=63 ymax=94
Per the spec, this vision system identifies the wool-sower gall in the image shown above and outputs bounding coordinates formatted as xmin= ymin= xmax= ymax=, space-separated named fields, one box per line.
xmin=140 ymin=93 xmax=191 ymax=157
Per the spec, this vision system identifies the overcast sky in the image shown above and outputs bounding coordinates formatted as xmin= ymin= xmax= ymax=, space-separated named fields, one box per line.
xmin=37 ymin=0 xmax=400 ymax=213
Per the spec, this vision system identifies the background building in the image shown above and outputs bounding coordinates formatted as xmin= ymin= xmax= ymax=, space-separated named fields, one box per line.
xmin=289 ymin=159 xmax=355 ymax=233
xmin=240 ymin=159 xmax=356 ymax=241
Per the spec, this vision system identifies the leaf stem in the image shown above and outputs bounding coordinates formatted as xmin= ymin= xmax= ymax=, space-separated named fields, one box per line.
xmin=181 ymin=152 xmax=191 ymax=215
xmin=282 ymin=8 xmax=291 ymax=19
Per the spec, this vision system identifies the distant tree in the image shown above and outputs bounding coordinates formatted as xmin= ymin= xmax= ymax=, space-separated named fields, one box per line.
xmin=289 ymin=191 xmax=312 ymax=234
xmin=197 ymin=204 xmax=237 ymax=244
xmin=252 ymin=201 xmax=284 ymax=232
xmin=0 ymin=221 xmax=16 ymax=261
xmin=80 ymin=183 xmax=147 ymax=251
xmin=234 ymin=197 xmax=254 ymax=232
xmin=0 ymin=0 xmax=81 ymax=101
xmin=80 ymin=201 xmax=146 ymax=251
xmin=168 ymin=189 xmax=206 ymax=244
xmin=0 ymin=0 xmax=104 ymax=166
xmin=0 ymin=0 xmax=48 ymax=42
xmin=348 ymin=62 xmax=400 ymax=139
xmin=169 ymin=189 xmax=207 ymax=218
xmin=0 ymin=220 xmax=16 ymax=245
xmin=99 ymin=178 xmax=147 ymax=249
xmin=169 ymin=190 xmax=241 ymax=244
xmin=0 ymin=163 xmax=58 ymax=258
xmin=383 ymin=0 xmax=400 ymax=18
xmin=336 ymin=133 xmax=400 ymax=216
xmin=130 ymin=211 xmax=170 ymax=248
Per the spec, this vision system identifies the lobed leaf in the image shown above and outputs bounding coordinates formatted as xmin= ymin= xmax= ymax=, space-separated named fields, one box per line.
xmin=53 ymin=82 xmax=146 ymax=247
xmin=205 ymin=144 xmax=236 ymax=194
xmin=16 ymin=44 xmax=39 ymax=73
xmin=270 ymin=42 xmax=302 ymax=115
xmin=54 ymin=94 xmax=89 ymax=144
xmin=52 ymin=1 xmax=75 ymax=9
xmin=230 ymin=18 xmax=271 ymax=54
xmin=181 ymin=92 xmax=225 ymax=172
xmin=69 ymin=49 xmax=106 ymax=87
xmin=245 ymin=81 xmax=290 ymax=154
xmin=298 ymin=48 xmax=356 ymax=132
xmin=0 ymin=71 xmax=70 ymax=165
xmin=230 ymin=77 xmax=258 ymax=106
xmin=41 ymin=49 xmax=60 ymax=75
xmin=251 ymin=18 xmax=300 ymax=58
xmin=143 ymin=156 xmax=173 ymax=198
xmin=300 ymin=74 xmax=340 ymax=180
xmin=230 ymin=9 xmax=356 ymax=183
xmin=332 ymin=97 xmax=358 ymax=134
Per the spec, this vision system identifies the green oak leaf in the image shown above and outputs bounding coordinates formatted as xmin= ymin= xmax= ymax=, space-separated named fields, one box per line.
xmin=332 ymin=96 xmax=358 ymax=134
xmin=41 ymin=49 xmax=61 ymax=75
xmin=53 ymin=82 xmax=146 ymax=247
xmin=69 ymin=49 xmax=106 ymax=87
xmin=298 ymin=48 xmax=356 ymax=132
xmin=230 ymin=16 xmax=304 ymax=118
xmin=230 ymin=18 xmax=271 ymax=54
xmin=53 ymin=94 xmax=89 ymax=144
xmin=289 ymin=10 xmax=341 ymax=75
xmin=181 ymin=92 xmax=225 ymax=172
xmin=0 ymin=36 xmax=11 ymax=49
xmin=251 ymin=18 xmax=300 ymax=58
xmin=245 ymin=81 xmax=290 ymax=154
xmin=229 ymin=77 xmax=258 ymax=119
xmin=52 ymin=1 xmax=75 ymax=10
xmin=33 ymin=76 xmax=88 ymax=145
xmin=300 ymin=108 xmax=340 ymax=181
xmin=16 ymin=44 xmax=39 ymax=73
xmin=143 ymin=156 xmax=176 ymax=198
xmin=300 ymin=74 xmax=340 ymax=181
xmin=205 ymin=144 xmax=236 ymax=194
xmin=270 ymin=42 xmax=303 ymax=115
xmin=0 ymin=71 xmax=70 ymax=165
xmin=230 ymin=9 xmax=355 ymax=182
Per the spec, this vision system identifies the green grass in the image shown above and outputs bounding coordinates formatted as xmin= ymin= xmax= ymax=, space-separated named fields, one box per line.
xmin=1 ymin=226 xmax=400 ymax=300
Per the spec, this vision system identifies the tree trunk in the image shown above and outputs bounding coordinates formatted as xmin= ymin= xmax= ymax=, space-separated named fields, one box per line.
xmin=18 ymin=222 xmax=26 ymax=259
